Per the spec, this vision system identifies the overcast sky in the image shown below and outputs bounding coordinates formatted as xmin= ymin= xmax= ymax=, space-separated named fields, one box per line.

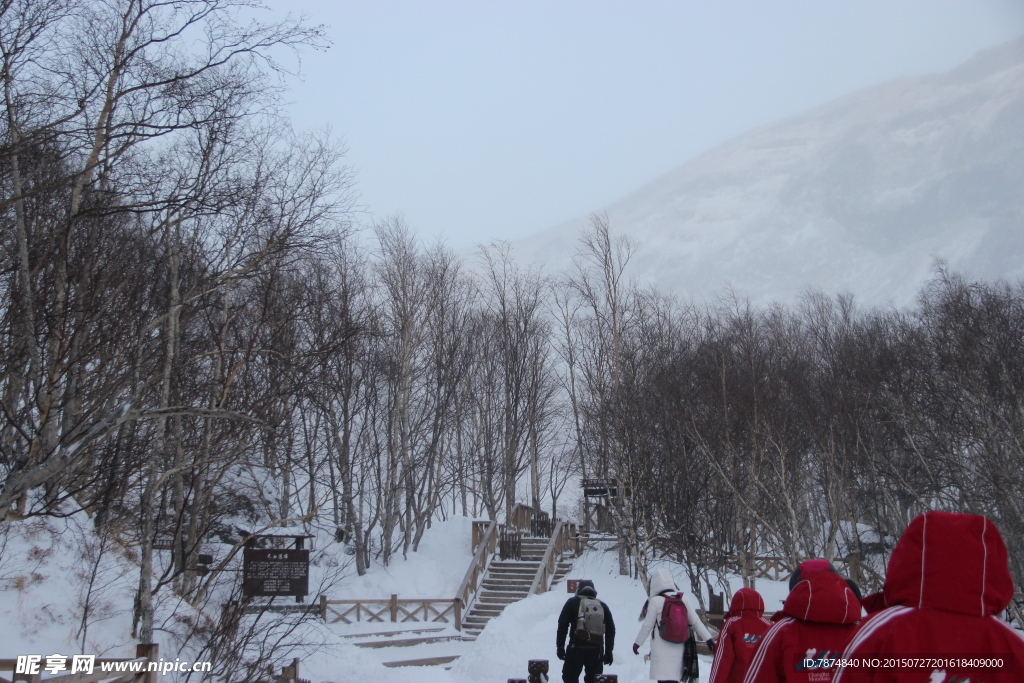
xmin=262 ymin=0 xmax=1024 ymax=249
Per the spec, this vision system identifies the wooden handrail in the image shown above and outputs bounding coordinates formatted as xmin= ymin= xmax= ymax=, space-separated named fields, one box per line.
xmin=455 ymin=520 xmax=497 ymax=620
xmin=529 ymin=521 xmax=567 ymax=595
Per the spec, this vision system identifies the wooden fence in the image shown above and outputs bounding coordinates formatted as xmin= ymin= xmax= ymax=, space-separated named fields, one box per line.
xmin=499 ymin=526 xmax=522 ymax=560
xmin=722 ymin=554 xmax=790 ymax=581
xmin=0 ymin=644 xmax=158 ymax=683
xmin=319 ymin=595 xmax=462 ymax=630
xmin=721 ymin=554 xmax=879 ymax=588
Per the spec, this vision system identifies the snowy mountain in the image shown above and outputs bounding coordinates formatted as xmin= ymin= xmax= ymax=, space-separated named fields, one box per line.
xmin=515 ymin=37 xmax=1024 ymax=307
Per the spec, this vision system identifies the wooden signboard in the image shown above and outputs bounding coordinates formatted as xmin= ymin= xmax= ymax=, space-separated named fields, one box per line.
xmin=242 ymin=547 xmax=310 ymax=598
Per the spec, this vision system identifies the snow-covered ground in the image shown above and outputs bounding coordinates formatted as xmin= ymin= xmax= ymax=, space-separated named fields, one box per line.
xmin=0 ymin=516 xmax=139 ymax=658
xmin=301 ymin=519 xmax=792 ymax=683
xmin=1 ymin=514 xmax=795 ymax=682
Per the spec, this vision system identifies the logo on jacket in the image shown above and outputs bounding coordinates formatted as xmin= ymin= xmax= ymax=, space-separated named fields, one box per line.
xmin=742 ymin=633 xmax=762 ymax=643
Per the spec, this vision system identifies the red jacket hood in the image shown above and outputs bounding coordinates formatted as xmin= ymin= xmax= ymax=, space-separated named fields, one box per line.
xmin=883 ymin=510 xmax=1014 ymax=616
xmin=724 ymin=587 xmax=765 ymax=618
xmin=782 ymin=560 xmax=861 ymax=624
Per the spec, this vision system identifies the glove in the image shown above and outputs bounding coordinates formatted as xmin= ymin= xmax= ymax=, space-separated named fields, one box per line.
xmin=707 ymin=638 xmax=716 ymax=654
xmin=632 ymin=643 xmax=640 ymax=655
xmin=556 ymin=645 xmax=565 ymax=661
xmin=602 ymin=651 xmax=613 ymax=666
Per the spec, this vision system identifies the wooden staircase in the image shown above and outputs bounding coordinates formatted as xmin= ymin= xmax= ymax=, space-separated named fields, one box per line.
xmin=325 ymin=518 xmax=581 ymax=670
xmin=462 ymin=529 xmax=576 ymax=639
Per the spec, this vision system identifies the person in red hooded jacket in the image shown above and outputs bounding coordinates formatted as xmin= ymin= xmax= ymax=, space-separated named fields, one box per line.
xmin=709 ymin=587 xmax=773 ymax=683
xmin=742 ymin=559 xmax=862 ymax=683
xmin=833 ymin=511 xmax=1024 ymax=683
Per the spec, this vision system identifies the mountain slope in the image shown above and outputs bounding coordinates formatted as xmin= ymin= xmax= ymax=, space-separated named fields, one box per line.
xmin=516 ymin=38 xmax=1024 ymax=307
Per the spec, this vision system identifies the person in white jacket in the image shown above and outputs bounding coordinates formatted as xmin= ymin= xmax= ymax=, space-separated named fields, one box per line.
xmin=632 ymin=568 xmax=714 ymax=683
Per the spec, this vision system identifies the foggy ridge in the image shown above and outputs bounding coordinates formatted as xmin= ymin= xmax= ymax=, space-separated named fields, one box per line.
xmin=516 ymin=37 xmax=1024 ymax=306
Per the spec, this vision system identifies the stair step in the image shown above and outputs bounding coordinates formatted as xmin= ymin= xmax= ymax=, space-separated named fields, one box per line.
xmin=476 ymin=597 xmax=517 ymax=606
xmin=479 ymin=590 xmax=524 ymax=600
xmin=469 ymin=605 xmax=506 ymax=616
xmin=341 ymin=626 xmax=446 ymax=639
xmin=382 ymin=655 xmax=460 ymax=668
xmin=463 ymin=614 xmax=493 ymax=623
xmin=355 ymin=635 xmax=464 ymax=649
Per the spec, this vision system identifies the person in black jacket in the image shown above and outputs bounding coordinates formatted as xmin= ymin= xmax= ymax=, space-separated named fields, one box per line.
xmin=556 ymin=580 xmax=616 ymax=683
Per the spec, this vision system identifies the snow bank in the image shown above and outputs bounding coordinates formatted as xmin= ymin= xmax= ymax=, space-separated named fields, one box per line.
xmin=336 ymin=515 xmax=475 ymax=599
xmin=0 ymin=516 xmax=138 ymax=657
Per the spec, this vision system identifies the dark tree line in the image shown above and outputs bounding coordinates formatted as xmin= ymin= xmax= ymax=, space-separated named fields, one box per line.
xmin=567 ymin=225 xmax=1024 ymax=602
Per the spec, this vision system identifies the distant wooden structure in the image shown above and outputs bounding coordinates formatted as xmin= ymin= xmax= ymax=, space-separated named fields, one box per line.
xmin=581 ymin=478 xmax=620 ymax=535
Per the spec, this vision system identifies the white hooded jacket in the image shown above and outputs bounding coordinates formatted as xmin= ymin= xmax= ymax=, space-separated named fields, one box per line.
xmin=633 ymin=568 xmax=713 ymax=681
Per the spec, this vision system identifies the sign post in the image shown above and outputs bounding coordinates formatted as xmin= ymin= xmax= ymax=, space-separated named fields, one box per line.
xmin=241 ymin=535 xmax=312 ymax=603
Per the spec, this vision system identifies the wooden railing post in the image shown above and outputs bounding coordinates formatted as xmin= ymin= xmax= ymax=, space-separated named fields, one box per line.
xmin=136 ymin=643 xmax=158 ymax=683
xmin=319 ymin=594 xmax=328 ymax=621
xmin=454 ymin=598 xmax=462 ymax=631
xmin=389 ymin=594 xmax=399 ymax=622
